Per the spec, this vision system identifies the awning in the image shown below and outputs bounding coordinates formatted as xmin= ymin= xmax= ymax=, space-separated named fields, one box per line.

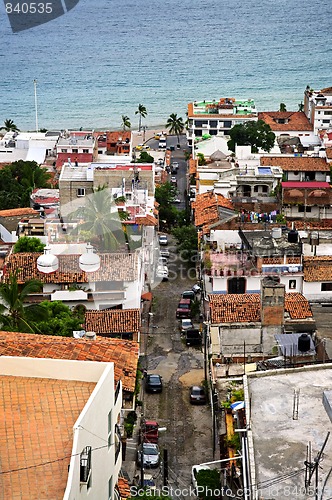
xmin=230 ymin=401 xmax=245 ymax=411
xmin=141 ymin=292 xmax=152 ymax=301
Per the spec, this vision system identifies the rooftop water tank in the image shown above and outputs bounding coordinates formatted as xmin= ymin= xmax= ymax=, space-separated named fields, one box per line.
xmin=298 ymin=333 xmax=311 ymax=353
xmin=288 ymin=229 xmax=298 ymax=243
xmin=272 ymin=227 xmax=282 ymax=239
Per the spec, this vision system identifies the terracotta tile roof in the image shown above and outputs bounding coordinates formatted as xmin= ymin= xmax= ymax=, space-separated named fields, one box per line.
xmin=289 ymin=220 xmax=332 ymax=230
xmin=135 ymin=214 xmax=158 ymax=226
xmin=326 ymin=148 xmax=332 ymax=159
xmin=0 ymin=331 xmax=138 ymax=392
xmin=192 ymin=192 xmax=234 ymax=229
xmin=0 ymin=207 xmax=39 ymax=217
xmin=4 ymin=252 xmax=139 ymax=284
xmin=284 ymin=293 xmax=313 ymax=319
xmin=209 ymin=293 xmax=312 ymax=323
xmin=117 ymin=477 xmax=131 ymax=499
xmin=84 ymin=309 xmax=140 ymax=336
xmin=189 ymin=158 xmax=197 ymax=175
xmin=0 ymin=375 xmax=95 ymax=499
xmin=303 ymin=256 xmax=332 ymax=282
xmin=260 ymin=156 xmax=330 ymax=171
xmin=258 ymin=111 xmax=313 ymax=131
xmin=107 ymin=131 xmax=131 ymax=144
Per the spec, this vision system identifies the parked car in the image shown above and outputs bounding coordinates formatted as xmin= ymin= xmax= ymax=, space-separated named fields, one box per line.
xmin=137 ymin=443 xmax=160 ymax=468
xmin=158 ymin=256 xmax=168 ymax=266
xmin=191 ymin=464 xmax=211 ymax=492
xmin=158 ymin=234 xmax=168 ymax=246
xmin=173 ymin=197 xmax=181 ymax=203
xmin=180 ymin=318 xmax=194 ymax=334
xmin=189 ymin=386 xmax=207 ymax=405
xmin=182 ymin=290 xmax=195 ymax=301
xmin=156 ymin=265 xmax=168 ymax=281
xmin=160 ymin=249 xmax=170 ymax=259
xmin=145 ymin=374 xmax=163 ymax=393
xmin=192 ymin=284 xmax=201 ymax=294
xmin=172 ymin=162 xmax=179 ymax=169
xmin=140 ymin=420 xmax=159 ymax=443
xmin=170 ymin=176 xmax=177 ymax=185
xmin=142 ymin=474 xmax=156 ymax=491
xmin=176 ymin=298 xmax=191 ymax=318
xmin=186 ymin=329 xmax=202 ymax=347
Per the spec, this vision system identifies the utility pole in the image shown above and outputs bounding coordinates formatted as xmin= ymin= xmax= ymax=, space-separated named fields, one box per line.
xmin=33 ymin=79 xmax=39 ymax=133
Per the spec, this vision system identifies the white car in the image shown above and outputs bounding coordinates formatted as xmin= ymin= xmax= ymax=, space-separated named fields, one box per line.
xmin=191 ymin=464 xmax=211 ymax=492
xmin=180 ymin=318 xmax=193 ymax=334
xmin=172 ymin=162 xmax=179 ymax=169
xmin=156 ymin=265 xmax=169 ymax=280
xmin=158 ymin=234 xmax=168 ymax=246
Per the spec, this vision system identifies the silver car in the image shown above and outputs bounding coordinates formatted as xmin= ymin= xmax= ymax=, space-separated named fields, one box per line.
xmin=137 ymin=443 xmax=160 ymax=468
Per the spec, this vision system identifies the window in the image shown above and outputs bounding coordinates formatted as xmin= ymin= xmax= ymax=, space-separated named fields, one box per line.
xmin=223 ymin=120 xmax=232 ymax=128
xmin=298 ymin=206 xmax=311 ymax=213
xmin=289 ymin=280 xmax=296 ymax=290
xmin=61 ymin=149 xmax=67 ymax=153
xmin=321 ymin=283 xmax=332 ymax=291
xmin=83 ymin=149 xmax=89 ymax=153
xmin=77 ymin=188 xmax=85 ymax=197
xmin=227 ymin=277 xmax=246 ymax=294
xmin=72 ymin=148 xmax=78 ymax=153
xmin=108 ymin=410 xmax=112 ymax=448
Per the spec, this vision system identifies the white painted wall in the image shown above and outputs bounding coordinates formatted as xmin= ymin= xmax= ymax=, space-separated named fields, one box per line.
xmin=303 ymin=281 xmax=332 ymax=302
xmin=63 ymin=363 xmax=123 ymax=500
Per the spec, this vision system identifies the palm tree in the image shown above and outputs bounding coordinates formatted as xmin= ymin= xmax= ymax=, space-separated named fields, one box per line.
xmin=0 ymin=119 xmax=20 ymax=132
xmin=166 ymin=113 xmax=184 ymax=144
xmin=135 ymin=104 xmax=147 ymax=132
xmin=0 ymin=270 xmax=45 ymax=333
xmin=121 ymin=115 xmax=131 ymax=131
xmin=279 ymin=103 xmax=287 ymax=112
xmin=69 ymin=187 xmax=126 ymax=252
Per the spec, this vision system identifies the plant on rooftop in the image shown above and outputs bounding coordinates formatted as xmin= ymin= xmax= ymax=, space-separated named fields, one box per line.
xmin=197 ymin=153 xmax=206 ymax=166
xmin=13 ymin=236 xmax=46 ymax=253
xmin=0 ymin=270 xmax=46 ymax=333
xmin=279 ymin=102 xmax=287 ymax=112
xmin=0 ymin=119 xmax=20 ymax=132
xmin=227 ymin=120 xmax=275 ymax=154
xmin=165 ymin=113 xmax=184 ymax=144
xmin=136 ymin=151 xmax=154 ymax=163
xmin=135 ymin=104 xmax=147 ymax=132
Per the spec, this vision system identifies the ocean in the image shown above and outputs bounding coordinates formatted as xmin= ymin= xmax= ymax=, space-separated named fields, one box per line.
xmin=0 ymin=0 xmax=331 ymax=131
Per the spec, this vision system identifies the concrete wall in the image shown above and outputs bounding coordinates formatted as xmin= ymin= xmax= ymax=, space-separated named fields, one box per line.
xmin=64 ymin=363 xmax=123 ymax=500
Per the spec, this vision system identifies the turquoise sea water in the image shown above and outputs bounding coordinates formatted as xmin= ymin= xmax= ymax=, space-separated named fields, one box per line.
xmin=0 ymin=0 xmax=331 ymax=130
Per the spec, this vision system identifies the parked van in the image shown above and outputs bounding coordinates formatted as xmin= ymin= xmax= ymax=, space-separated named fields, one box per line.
xmin=185 ymin=329 xmax=202 ymax=346
xmin=176 ymin=299 xmax=191 ymax=319
xmin=159 ymin=135 xmax=167 ymax=149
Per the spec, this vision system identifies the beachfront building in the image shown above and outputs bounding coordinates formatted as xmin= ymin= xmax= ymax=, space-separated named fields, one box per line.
xmin=0 ymin=356 xmax=125 ymax=500
xmin=56 ymin=130 xmax=98 ymax=169
xmin=0 ymin=131 xmax=59 ymax=164
xmin=304 ymin=85 xmax=332 ymax=134
xmin=187 ymin=97 xmax=258 ymax=146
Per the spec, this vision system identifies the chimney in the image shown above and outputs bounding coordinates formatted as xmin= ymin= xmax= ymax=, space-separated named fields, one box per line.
xmin=260 ymin=276 xmax=285 ymax=327
xmin=84 ymin=331 xmax=96 ymax=341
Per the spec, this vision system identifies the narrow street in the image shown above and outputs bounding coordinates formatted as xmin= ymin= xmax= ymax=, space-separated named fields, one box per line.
xmin=140 ymin=240 xmax=214 ymax=497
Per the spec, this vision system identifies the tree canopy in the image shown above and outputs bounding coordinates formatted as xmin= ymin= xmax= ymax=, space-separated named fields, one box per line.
xmin=166 ymin=113 xmax=184 ymax=143
xmin=136 ymin=151 xmax=154 ymax=163
xmin=121 ymin=115 xmax=131 ymax=131
xmin=0 ymin=160 xmax=52 ymax=209
xmin=35 ymin=301 xmax=84 ymax=337
xmin=0 ymin=119 xmax=20 ymax=132
xmin=13 ymin=236 xmax=45 ymax=253
xmin=172 ymin=224 xmax=198 ymax=263
xmin=227 ymin=119 xmax=275 ymax=153
xmin=135 ymin=104 xmax=147 ymax=132
xmin=155 ymin=182 xmax=180 ymax=230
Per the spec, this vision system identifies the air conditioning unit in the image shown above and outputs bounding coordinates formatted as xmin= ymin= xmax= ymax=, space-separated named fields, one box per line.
xmin=288 ymin=266 xmax=299 ymax=273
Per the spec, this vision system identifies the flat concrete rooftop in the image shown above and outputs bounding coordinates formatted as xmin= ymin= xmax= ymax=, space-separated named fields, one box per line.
xmin=246 ymin=364 xmax=332 ymax=499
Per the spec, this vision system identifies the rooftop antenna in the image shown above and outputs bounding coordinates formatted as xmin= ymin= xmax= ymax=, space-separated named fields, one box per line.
xmin=33 ymin=79 xmax=39 ymax=133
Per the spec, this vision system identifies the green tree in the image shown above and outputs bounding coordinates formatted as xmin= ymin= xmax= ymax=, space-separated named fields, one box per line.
xmin=0 ymin=270 xmax=45 ymax=333
xmin=136 ymin=151 xmax=154 ymax=163
xmin=279 ymin=102 xmax=287 ymax=112
xmin=155 ymin=182 xmax=179 ymax=230
xmin=69 ymin=188 xmax=126 ymax=252
xmin=0 ymin=160 xmax=52 ymax=209
xmin=165 ymin=113 xmax=184 ymax=144
xmin=196 ymin=469 xmax=221 ymax=500
xmin=0 ymin=119 xmax=20 ymax=132
xmin=35 ymin=301 xmax=84 ymax=337
xmin=13 ymin=236 xmax=45 ymax=253
xmin=121 ymin=115 xmax=131 ymax=131
xmin=172 ymin=224 xmax=198 ymax=263
xmin=227 ymin=119 xmax=275 ymax=153
xmin=197 ymin=153 xmax=206 ymax=166
xmin=135 ymin=104 xmax=147 ymax=132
